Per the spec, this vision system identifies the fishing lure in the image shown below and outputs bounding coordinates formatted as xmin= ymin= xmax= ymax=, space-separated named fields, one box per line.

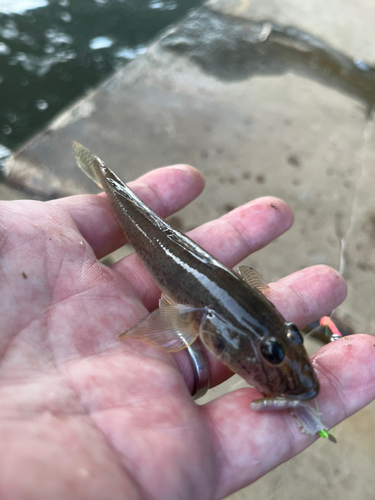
xmin=251 ymin=397 xmax=336 ymax=442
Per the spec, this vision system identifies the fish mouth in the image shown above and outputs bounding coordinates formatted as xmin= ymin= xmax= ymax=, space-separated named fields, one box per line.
xmin=287 ymin=384 xmax=320 ymax=401
xmin=268 ymin=381 xmax=320 ymax=402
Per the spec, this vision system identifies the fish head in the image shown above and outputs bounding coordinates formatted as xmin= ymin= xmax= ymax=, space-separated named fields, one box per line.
xmin=200 ymin=311 xmax=319 ymax=400
xmin=256 ymin=322 xmax=320 ymax=400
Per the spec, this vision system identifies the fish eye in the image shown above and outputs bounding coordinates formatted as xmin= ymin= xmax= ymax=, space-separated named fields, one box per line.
xmin=259 ymin=338 xmax=285 ymax=365
xmin=285 ymin=323 xmax=303 ymax=345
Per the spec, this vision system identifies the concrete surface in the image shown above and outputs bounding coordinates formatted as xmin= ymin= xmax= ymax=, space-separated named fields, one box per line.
xmin=209 ymin=0 xmax=375 ymax=63
xmin=2 ymin=0 xmax=375 ymax=499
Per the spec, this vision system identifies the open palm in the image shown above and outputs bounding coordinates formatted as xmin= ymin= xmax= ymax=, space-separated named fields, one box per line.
xmin=1 ymin=164 xmax=374 ymax=500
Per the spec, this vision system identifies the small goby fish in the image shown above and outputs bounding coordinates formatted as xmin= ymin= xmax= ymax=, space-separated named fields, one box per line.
xmin=73 ymin=142 xmax=320 ymax=408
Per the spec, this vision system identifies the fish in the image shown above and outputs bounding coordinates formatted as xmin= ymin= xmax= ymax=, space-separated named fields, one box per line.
xmin=73 ymin=142 xmax=327 ymax=432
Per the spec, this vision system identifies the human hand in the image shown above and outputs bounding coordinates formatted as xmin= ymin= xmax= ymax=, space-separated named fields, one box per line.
xmin=1 ymin=164 xmax=373 ymax=500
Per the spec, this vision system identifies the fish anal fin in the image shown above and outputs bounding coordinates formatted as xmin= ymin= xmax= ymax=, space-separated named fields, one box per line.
xmin=119 ymin=305 xmax=204 ymax=352
xmin=236 ymin=265 xmax=270 ymax=294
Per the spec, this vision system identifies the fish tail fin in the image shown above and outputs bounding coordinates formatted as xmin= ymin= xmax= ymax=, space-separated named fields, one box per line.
xmin=72 ymin=141 xmax=104 ymax=189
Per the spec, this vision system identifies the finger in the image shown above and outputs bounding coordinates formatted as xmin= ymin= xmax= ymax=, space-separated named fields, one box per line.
xmin=267 ymin=264 xmax=347 ymax=328
xmin=50 ymin=165 xmax=204 ymax=259
xmin=202 ymin=334 xmax=375 ymax=499
xmin=189 ymin=196 xmax=294 ymax=264
xmin=113 ymin=196 xmax=294 ymax=309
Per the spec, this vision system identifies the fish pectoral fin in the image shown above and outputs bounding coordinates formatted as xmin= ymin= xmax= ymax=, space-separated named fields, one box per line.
xmin=118 ymin=305 xmax=205 ymax=352
xmin=236 ymin=265 xmax=270 ymax=294
xmin=159 ymin=293 xmax=176 ymax=308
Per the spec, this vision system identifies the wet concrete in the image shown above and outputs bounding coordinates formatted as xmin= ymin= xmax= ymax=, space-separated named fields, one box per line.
xmin=208 ymin=0 xmax=375 ymax=63
xmin=2 ymin=0 xmax=375 ymax=499
xmin=161 ymin=7 xmax=375 ymax=110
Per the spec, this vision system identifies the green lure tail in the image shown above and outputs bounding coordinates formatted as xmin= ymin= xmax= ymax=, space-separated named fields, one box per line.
xmin=318 ymin=429 xmax=337 ymax=443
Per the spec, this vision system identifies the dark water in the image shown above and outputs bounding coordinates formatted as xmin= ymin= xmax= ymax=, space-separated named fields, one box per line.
xmin=0 ymin=0 xmax=203 ymax=159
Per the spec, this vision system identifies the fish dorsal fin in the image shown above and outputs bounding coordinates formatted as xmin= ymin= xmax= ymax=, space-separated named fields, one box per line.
xmin=119 ymin=305 xmax=204 ymax=352
xmin=236 ymin=265 xmax=270 ymax=294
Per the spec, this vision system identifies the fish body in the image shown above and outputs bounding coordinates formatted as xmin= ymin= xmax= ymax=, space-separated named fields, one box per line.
xmin=73 ymin=143 xmax=319 ymax=403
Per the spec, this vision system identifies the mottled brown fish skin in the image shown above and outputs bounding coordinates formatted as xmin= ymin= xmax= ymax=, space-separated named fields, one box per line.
xmin=73 ymin=143 xmax=319 ymax=401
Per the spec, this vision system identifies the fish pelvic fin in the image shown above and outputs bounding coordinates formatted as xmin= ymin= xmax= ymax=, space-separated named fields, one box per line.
xmin=119 ymin=305 xmax=206 ymax=352
xmin=159 ymin=293 xmax=176 ymax=308
xmin=72 ymin=142 xmax=104 ymax=189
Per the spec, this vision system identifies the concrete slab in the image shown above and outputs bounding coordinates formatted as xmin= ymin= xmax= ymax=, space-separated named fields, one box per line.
xmin=2 ymin=2 xmax=375 ymax=499
xmin=208 ymin=0 xmax=375 ymax=63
